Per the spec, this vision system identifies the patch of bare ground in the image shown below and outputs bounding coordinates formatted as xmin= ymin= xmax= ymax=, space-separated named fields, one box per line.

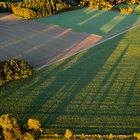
xmin=0 ymin=14 xmax=102 ymax=67
xmin=0 ymin=13 xmax=24 ymax=24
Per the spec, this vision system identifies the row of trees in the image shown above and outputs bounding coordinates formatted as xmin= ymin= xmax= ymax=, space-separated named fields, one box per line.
xmin=91 ymin=0 xmax=140 ymax=5
xmin=89 ymin=0 xmax=140 ymax=12
xmin=0 ymin=0 xmax=70 ymax=19
xmin=0 ymin=114 xmax=73 ymax=140
xmin=0 ymin=114 xmax=140 ymax=140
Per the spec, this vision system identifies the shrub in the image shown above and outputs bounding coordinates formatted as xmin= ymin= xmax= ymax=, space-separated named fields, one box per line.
xmin=0 ymin=114 xmax=23 ymax=140
xmin=127 ymin=0 xmax=138 ymax=4
xmin=0 ymin=2 xmax=12 ymax=12
xmin=89 ymin=0 xmax=113 ymax=10
xmin=109 ymin=133 xmax=114 ymax=139
xmin=11 ymin=6 xmax=37 ymax=19
xmin=134 ymin=132 xmax=140 ymax=140
xmin=64 ymin=129 xmax=73 ymax=139
xmin=0 ymin=59 xmax=33 ymax=86
xmin=119 ymin=7 xmax=133 ymax=14
xmin=79 ymin=0 xmax=88 ymax=6
xmin=23 ymin=132 xmax=35 ymax=140
xmin=0 ymin=114 xmax=43 ymax=140
xmin=28 ymin=118 xmax=41 ymax=131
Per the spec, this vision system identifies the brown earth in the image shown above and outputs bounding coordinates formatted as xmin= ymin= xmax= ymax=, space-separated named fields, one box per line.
xmin=0 ymin=13 xmax=102 ymax=67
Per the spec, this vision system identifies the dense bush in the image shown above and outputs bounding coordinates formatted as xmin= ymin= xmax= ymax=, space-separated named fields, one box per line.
xmin=0 ymin=0 xmax=70 ymax=19
xmin=0 ymin=59 xmax=33 ymax=86
xmin=0 ymin=2 xmax=12 ymax=12
xmin=11 ymin=0 xmax=70 ymax=19
xmin=12 ymin=6 xmax=36 ymax=19
xmin=89 ymin=0 xmax=113 ymax=10
xmin=89 ymin=0 xmax=140 ymax=12
xmin=106 ymin=0 xmax=140 ymax=4
xmin=126 ymin=0 xmax=140 ymax=4
xmin=0 ymin=114 xmax=42 ymax=140
xmin=64 ymin=129 xmax=73 ymax=139
xmin=119 ymin=7 xmax=133 ymax=14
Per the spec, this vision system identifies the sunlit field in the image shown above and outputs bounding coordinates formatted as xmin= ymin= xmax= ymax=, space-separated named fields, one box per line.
xmin=0 ymin=20 xmax=140 ymax=135
xmin=36 ymin=7 xmax=140 ymax=36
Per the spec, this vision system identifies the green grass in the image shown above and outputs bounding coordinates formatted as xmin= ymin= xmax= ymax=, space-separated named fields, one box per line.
xmin=0 ymin=23 xmax=140 ymax=134
xmin=36 ymin=7 xmax=140 ymax=36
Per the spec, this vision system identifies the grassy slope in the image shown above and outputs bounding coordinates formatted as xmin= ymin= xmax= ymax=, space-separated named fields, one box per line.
xmin=36 ymin=8 xmax=140 ymax=36
xmin=0 ymin=23 xmax=140 ymax=134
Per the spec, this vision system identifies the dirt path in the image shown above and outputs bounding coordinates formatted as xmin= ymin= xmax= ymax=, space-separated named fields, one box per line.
xmin=0 ymin=13 xmax=102 ymax=67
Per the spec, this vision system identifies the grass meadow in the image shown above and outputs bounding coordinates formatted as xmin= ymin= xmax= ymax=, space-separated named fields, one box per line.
xmin=0 ymin=19 xmax=140 ymax=134
xmin=36 ymin=8 xmax=140 ymax=36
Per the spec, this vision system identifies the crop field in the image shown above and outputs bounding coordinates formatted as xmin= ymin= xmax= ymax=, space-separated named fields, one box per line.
xmin=0 ymin=11 xmax=140 ymax=135
xmin=36 ymin=7 xmax=140 ymax=36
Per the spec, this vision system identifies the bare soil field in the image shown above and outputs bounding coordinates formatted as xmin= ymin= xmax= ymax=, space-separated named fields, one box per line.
xmin=0 ymin=13 xmax=24 ymax=24
xmin=0 ymin=13 xmax=102 ymax=67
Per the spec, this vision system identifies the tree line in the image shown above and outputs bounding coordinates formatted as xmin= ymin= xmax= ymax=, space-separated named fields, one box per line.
xmin=0 ymin=0 xmax=70 ymax=19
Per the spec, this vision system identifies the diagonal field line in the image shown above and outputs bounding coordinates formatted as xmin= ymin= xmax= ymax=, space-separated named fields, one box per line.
xmin=37 ymin=22 xmax=140 ymax=71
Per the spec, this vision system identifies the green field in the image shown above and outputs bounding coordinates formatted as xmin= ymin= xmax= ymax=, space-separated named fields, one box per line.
xmin=0 ymin=18 xmax=140 ymax=135
xmin=36 ymin=8 xmax=140 ymax=36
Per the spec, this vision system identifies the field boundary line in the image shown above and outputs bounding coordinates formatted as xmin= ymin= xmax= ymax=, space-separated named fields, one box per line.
xmin=37 ymin=22 xmax=140 ymax=71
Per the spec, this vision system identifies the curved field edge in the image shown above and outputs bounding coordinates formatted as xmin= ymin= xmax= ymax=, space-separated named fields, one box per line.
xmin=0 ymin=24 xmax=140 ymax=134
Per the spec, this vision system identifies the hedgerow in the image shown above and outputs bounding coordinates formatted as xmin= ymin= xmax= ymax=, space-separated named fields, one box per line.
xmin=0 ymin=0 xmax=70 ymax=19
xmin=0 ymin=114 xmax=140 ymax=139
xmin=89 ymin=0 xmax=140 ymax=12
xmin=0 ymin=59 xmax=33 ymax=86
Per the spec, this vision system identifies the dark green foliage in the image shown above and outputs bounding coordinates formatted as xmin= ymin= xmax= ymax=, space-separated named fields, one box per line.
xmin=0 ymin=114 xmax=42 ymax=140
xmin=0 ymin=2 xmax=12 ymax=12
xmin=12 ymin=6 xmax=36 ymax=19
xmin=0 ymin=59 xmax=33 ymax=86
xmin=0 ymin=0 xmax=69 ymax=18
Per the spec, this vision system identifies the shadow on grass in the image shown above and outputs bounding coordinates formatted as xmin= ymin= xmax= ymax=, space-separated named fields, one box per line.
xmin=0 ymin=10 xmax=140 ymax=135
xmin=37 ymin=7 xmax=140 ymax=36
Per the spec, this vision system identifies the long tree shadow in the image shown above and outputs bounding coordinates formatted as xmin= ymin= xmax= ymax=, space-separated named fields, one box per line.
xmin=123 ymin=64 xmax=140 ymax=115
xmin=91 ymin=45 xmax=130 ymax=104
xmin=0 ymin=9 xmax=140 ymax=135
xmin=21 ymin=29 xmax=131 ymax=133
xmin=37 ymin=7 xmax=140 ymax=36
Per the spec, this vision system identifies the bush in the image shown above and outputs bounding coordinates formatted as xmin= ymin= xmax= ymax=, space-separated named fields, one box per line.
xmin=134 ymin=132 xmax=140 ymax=140
xmin=0 ymin=114 xmax=42 ymax=140
xmin=64 ymin=129 xmax=73 ymax=139
xmin=10 ymin=0 xmax=70 ymax=19
xmin=0 ymin=0 xmax=70 ymax=19
xmin=12 ymin=6 xmax=37 ymax=19
xmin=0 ymin=114 xmax=23 ymax=140
xmin=119 ymin=7 xmax=133 ymax=14
xmin=127 ymin=0 xmax=138 ymax=4
xmin=28 ymin=118 xmax=42 ymax=131
xmin=0 ymin=59 xmax=33 ymax=86
xmin=0 ymin=2 xmax=12 ymax=12
xmin=89 ymin=0 xmax=113 ymax=10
